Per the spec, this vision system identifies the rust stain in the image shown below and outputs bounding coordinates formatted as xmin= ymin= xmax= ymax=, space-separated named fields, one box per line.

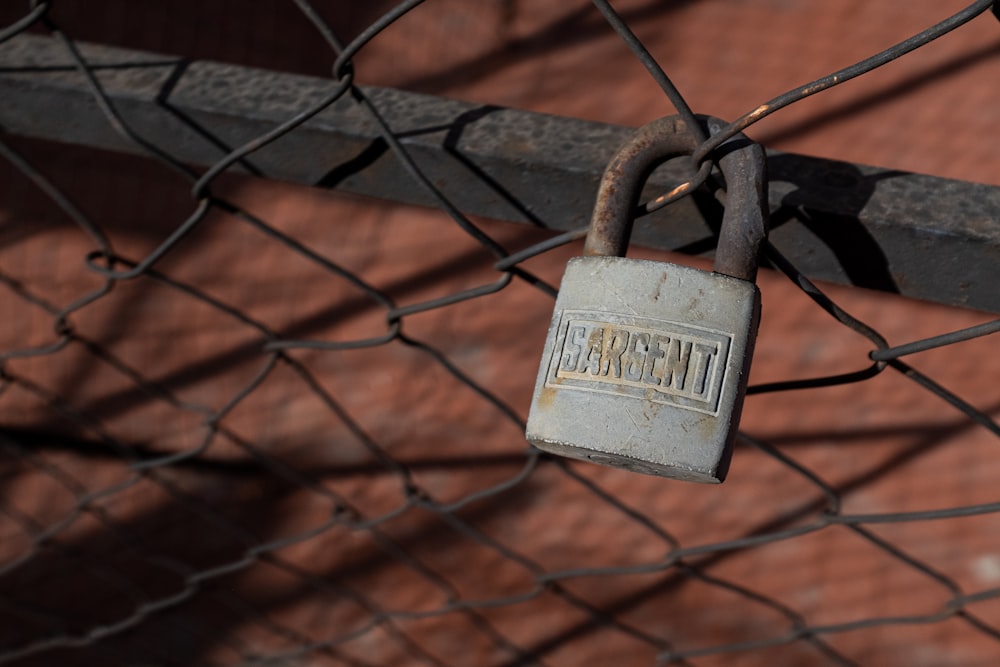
xmin=536 ymin=384 xmax=558 ymax=410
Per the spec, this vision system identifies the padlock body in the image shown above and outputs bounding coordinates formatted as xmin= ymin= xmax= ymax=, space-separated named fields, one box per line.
xmin=526 ymin=256 xmax=759 ymax=483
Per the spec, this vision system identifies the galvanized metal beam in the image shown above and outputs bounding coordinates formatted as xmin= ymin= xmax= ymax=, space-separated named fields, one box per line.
xmin=1 ymin=34 xmax=998 ymax=313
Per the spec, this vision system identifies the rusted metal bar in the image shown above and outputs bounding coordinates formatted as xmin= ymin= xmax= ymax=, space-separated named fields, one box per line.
xmin=1 ymin=34 xmax=998 ymax=313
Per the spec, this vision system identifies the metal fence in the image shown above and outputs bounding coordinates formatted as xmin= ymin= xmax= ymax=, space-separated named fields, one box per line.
xmin=1 ymin=1 xmax=1000 ymax=665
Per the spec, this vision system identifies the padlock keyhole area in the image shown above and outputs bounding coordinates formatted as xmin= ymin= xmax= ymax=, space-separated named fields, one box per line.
xmin=587 ymin=453 xmax=724 ymax=484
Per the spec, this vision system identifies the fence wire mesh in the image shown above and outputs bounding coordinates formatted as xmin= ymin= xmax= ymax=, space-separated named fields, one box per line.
xmin=1 ymin=1 xmax=1000 ymax=665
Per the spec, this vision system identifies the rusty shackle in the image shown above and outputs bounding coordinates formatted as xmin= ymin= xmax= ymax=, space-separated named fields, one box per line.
xmin=583 ymin=115 xmax=769 ymax=283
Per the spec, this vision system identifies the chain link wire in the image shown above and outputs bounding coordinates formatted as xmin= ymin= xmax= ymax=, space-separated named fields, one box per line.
xmin=1 ymin=0 xmax=999 ymax=664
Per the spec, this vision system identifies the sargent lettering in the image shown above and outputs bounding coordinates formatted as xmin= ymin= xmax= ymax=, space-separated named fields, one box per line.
xmin=548 ymin=313 xmax=731 ymax=412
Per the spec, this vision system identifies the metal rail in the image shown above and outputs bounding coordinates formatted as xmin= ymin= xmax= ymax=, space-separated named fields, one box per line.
xmin=2 ymin=34 xmax=998 ymax=313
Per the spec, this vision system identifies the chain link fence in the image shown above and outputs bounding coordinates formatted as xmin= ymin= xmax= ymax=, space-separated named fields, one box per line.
xmin=2 ymin=1 xmax=1000 ymax=665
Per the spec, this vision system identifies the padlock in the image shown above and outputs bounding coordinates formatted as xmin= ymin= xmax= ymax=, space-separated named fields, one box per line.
xmin=525 ymin=115 xmax=768 ymax=483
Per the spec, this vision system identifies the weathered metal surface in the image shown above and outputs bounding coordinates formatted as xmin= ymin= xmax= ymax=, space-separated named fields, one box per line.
xmin=583 ymin=114 xmax=767 ymax=282
xmin=528 ymin=116 xmax=765 ymax=482
xmin=525 ymin=258 xmax=759 ymax=483
xmin=1 ymin=34 xmax=998 ymax=313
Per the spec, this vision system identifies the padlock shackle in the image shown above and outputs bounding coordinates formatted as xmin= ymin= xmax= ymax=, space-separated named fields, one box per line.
xmin=583 ymin=115 xmax=768 ymax=282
